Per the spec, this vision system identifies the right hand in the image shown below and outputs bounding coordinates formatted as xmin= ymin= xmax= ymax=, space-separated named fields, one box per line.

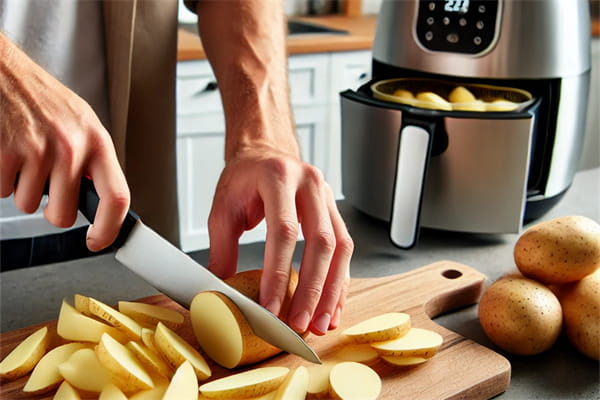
xmin=0 ymin=33 xmax=130 ymax=251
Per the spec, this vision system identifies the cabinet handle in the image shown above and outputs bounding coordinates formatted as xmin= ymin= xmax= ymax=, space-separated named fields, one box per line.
xmin=193 ymin=81 xmax=218 ymax=96
xmin=358 ymin=72 xmax=368 ymax=80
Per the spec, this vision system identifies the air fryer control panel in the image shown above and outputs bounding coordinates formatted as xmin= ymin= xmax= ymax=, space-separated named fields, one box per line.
xmin=415 ymin=0 xmax=500 ymax=54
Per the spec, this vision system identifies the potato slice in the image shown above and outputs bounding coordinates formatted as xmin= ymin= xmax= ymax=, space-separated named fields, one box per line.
xmin=73 ymin=294 xmax=92 ymax=316
xmin=53 ymin=381 xmax=81 ymax=400
xmin=199 ymin=366 xmax=289 ymax=399
xmin=328 ymin=362 xmax=381 ymax=400
xmin=23 ymin=342 xmax=88 ymax=394
xmin=128 ymin=385 xmax=168 ymax=400
xmin=380 ymin=355 xmax=428 ymax=366
xmin=57 ymin=299 xmax=126 ymax=343
xmin=0 ymin=326 xmax=49 ymax=380
xmin=190 ymin=291 xmax=281 ymax=368
xmin=485 ymin=99 xmax=518 ymax=111
xmin=306 ymin=362 xmax=335 ymax=398
xmin=162 ymin=361 xmax=199 ymax=400
xmin=58 ymin=348 xmax=112 ymax=393
xmin=273 ymin=366 xmax=309 ymax=400
xmin=331 ymin=344 xmax=379 ymax=364
xmin=342 ymin=312 xmax=410 ymax=343
xmin=118 ymin=301 xmax=184 ymax=330
xmin=126 ymin=340 xmax=174 ymax=379
xmin=99 ymin=383 xmax=128 ymax=400
xmin=95 ymin=333 xmax=154 ymax=394
xmin=88 ymin=297 xmax=143 ymax=341
xmin=153 ymin=322 xmax=211 ymax=381
xmin=415 ymin=92 xmax=452 ymax=111
xmin=141 ymin=328 xmax=158 ymax=352
xmin=371 ymin=327 xmax=443 ymax=358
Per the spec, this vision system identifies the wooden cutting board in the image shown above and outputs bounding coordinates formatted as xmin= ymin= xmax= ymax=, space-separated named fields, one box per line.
xmin=0 ymin=260 xmax=510 ymax=399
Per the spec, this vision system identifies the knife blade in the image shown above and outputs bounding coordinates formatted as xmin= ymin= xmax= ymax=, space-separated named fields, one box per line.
xmin=77 ymin=178 xmax=320 ymax=364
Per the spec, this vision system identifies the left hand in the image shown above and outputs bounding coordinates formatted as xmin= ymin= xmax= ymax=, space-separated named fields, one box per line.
xmin=207 ymin=144 xmax=354 ymax=336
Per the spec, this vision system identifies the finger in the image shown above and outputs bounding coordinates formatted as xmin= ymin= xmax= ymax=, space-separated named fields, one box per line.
xmin=44 ymin=166 xmax=80 ymax=228
xmin=259 ymin=183 xmax=299 ymax=317
xmin=0 ymin=153 xmax=21 ymax=198
xmin=13 ymin=160 xmax=48 ymax=214
xmin=207 ymin=198 xmax=243 ymax=279
xmin=288 ymin=168 xmax=336 ymax=333
xmin=310 ymin=186 xmax=353 ymax=334
xmin=85 ymin=148 xmax=130 ymax=252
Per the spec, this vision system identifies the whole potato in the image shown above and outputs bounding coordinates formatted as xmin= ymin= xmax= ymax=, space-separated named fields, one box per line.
xmin=478 ymin=275 xmax=563 ymax=355
xmin=555 ymin=270 xmax=600 ymax=360
xmin=514 ymin=216 xmax=600 ymax=284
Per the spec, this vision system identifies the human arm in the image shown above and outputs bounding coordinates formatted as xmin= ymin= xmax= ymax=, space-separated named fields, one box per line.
xmin=0 ymin=32 xmax=130 ymax=251
xmin=189 ymin=0 xmax=354 ymax=335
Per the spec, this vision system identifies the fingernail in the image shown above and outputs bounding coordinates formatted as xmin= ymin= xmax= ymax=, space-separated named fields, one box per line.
xmin=86 ymin=225 xmax=99 ymax=252
xmin=265 ymin=298 xmax=282 ymax=317
xmin=331 ymin=306 xmax=342 ymax=328
xmin=291 ymin=311 xmax=311 ymax=333
xmin=312 ymin=313 xmax=331 ymax=335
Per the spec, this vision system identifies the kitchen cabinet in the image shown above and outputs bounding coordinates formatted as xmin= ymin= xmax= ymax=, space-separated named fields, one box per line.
xmin=176 ymin=50 xmax=371 ymax=251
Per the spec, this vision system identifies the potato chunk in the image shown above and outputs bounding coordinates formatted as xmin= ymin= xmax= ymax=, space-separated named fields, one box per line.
xmin=199 ymin=366 xmax=289 ymax=399
xmin=58 ymin=348 xmax=112 ymax=392
xmin=273 ymin=366 xmax=309 ymax=400
xmin=88 ymin=297 xmax=143 ymax=341
xmin=0 ymin=326 xmax=49 ymax=380
xmin=98 ymin=383 xmax=128 ymax=400
xmin=118 ymin=301 xmax=184 ymax=330
xmin=162 ymin=361 xmax=198 ymax=400
xmin=329 ymin=362 xmax=381 ymax=400
xmin=53 ymin=381 xmax=81 ymax=400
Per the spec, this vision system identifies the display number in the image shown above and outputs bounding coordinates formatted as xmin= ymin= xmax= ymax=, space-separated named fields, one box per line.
xmin=444 ymin=0 xmax=470 ymax=13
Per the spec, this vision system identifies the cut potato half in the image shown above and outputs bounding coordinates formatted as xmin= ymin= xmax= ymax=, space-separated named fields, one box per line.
xmin=154 ymin=322 xmax=211 ymax=381
xmin=371 ymin=327 xmax=443 ymax=358
xmin=98 ymin=383 xmax=128 ymax=400
xmin=23 ymin=342 xmax=88 ymax=394
xmin=88 ymin=297 xmax=143 ymax=340
xmin=342 ymin=312 xmax=411 ymax=343
xmin=162 ymin=361 xmax=198 ymax=400
xmin=199 ymin=366 xmax=289 ymax=399
xmin=53 ymin=381 xmax=81 ymax=400
xmin=329 ymin=362 xmax=381 ymax=400
xmin=95 ymin=333 xmax=154 ymax=394
xmin=190 ymin=291 xmax=281 ymax=369
xmin=127 ymin=340 xmax=173 ymax=379
xmin=380 ymin=355 xmax=428 ymax=366
xmin=58 ymin=348 xmax=112 ymax=392
xmin=0 ymin=326 xmax=49 ymax=380
xmin=118 ymin=301 xmax=184 ymax=330
xmin=57 ymin=299 xmax=126 ymax=343
xmin=273 ymin=366 xmax=309 ymax=400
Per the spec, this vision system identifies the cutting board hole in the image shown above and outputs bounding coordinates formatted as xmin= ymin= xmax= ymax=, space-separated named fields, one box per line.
xmin=442 ymin=269 xmax=462 ymax=279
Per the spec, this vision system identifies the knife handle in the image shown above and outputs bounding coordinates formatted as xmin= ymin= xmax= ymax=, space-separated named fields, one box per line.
xmin=77 ymin=177 xmax=139 ymax=249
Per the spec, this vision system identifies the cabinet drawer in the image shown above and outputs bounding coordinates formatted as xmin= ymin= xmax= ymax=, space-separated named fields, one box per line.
xmin=288 ymin=53 xmax=329 ymax=106
xmin=329 ymin=51 xmax=372 ymax=102
xmin=176 ymin=60 xmax=222 ymax=116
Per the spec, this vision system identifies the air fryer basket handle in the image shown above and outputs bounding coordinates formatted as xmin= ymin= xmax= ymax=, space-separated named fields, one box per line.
xmin=389 ymin=125 xmax=432 ymax=249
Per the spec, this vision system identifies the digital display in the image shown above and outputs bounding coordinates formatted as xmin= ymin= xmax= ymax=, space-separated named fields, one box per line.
xmin=444 ymin=0 xmax=470 ymax=13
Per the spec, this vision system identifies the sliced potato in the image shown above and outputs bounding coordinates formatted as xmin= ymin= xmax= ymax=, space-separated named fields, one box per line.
xmin=118 ymin=301 xmax=184 ymax=330
xmin=128 ymin=385 xmax=168 ymax=400
xmin=306 ymin=362 xmax=335 ymax=399
xmin=126 ymin=340 xmax=174 ymax=379
xmin=141 ymin=328 xmax=158 ymax=352
xmin=162 ymin=361 xmax=199 ymax=400
xmin=190 ymin=291 xmax=281 ymax=369
xmin=391 ymin=89 xmax=414 ymax=99
xmin=448 ymin=86 xmax=476 ymax=104
xmin=199 ymin=366 xmax=289 ymax=399
xmin=380 ymin=355 xmax=428 ymax=366
xmin=56 ymin=299 xmax=126 ymax=343
xmin=73 ymin=294 xmax=92 ymax=316
xmin=95 ymin=333 xmax=154 ymax=394
xmin=342 ymin=312 xmax=410 ymax=343
xmin=331 ymin=344 xmax=379 ymax=364
xmin=0 ymin=326 xmax=49 ymax=380
xmin=98 ymin=383 xmax=128 ymax=400
xmin=371 ymin=327 xmax=443 ymax=358
xmin=23 ymin=342 xmax=88 ymax=394
xmin=153 ymin=322 xmax=211 ymax=381
xmin=485 ymin=99 xmax=518 ymax=111
xmin=273 ymin=366 xmax=309 ymax=400
xmin=329 ymin=362 xmax=381 ymax=400
xmin=415 ymin=91 xmax=452 ymax=111
xmin=88 ymin=297 xmax=143 ymax=340
xmin=58 ymin=348 xmax=112 ymax=393
xmin=53 ymin=381 xmax=81 ymax=400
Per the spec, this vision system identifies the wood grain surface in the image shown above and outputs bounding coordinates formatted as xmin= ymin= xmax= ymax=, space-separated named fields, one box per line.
xmin=0 ymin=260 xmax=510 ymax=399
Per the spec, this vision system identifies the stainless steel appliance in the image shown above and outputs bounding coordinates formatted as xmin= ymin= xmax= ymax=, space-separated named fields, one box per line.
xmin=340 ymin=0 xmax=592 ymax=248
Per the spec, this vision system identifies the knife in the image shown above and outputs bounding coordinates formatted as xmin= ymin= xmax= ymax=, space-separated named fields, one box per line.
xmin=76 ymin=178 xmax=320 ymax=364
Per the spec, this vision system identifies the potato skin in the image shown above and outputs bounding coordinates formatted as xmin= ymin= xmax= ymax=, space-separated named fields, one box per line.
xmin=514 ymin=216 xmax=600 ymax=284
xmin=555 ymin=270 xmax=600 ymax=360
xmin=478 ymin=275 xmax=563 ymax=355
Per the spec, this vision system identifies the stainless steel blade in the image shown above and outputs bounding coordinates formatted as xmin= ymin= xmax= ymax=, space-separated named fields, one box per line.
xmin=115 ymin=220 xmax=320 ymax=364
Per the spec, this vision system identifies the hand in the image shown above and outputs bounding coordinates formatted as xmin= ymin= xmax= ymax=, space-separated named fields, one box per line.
xmin=207 ymin=144 xmax=354 ymax=336
xmin=0 ymin=33 xmax=129 ymax=251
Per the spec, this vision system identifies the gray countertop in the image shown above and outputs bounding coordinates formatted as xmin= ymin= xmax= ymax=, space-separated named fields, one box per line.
xmin=1 ymin=168 xmax=599 ymax=399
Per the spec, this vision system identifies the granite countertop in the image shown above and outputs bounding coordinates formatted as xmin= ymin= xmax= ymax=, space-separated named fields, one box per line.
xmin=1 ymin=168 xmax=598 ymax=399
xmin=177 ymin=15 xmax=377 ymax=60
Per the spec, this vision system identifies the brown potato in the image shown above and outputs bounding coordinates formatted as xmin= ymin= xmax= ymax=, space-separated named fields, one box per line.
xmin=514 ymin=216 xmax=600 ymax=284
xmin=478 ymin=275 xmax=563 ymax=355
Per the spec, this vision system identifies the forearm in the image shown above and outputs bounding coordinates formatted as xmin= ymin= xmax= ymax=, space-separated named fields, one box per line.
xmin=194 ymin=0 xmax=299 ymax=161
